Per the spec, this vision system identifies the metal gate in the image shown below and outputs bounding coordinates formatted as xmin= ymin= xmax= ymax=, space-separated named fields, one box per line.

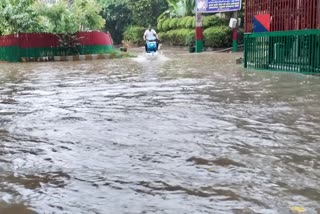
xmin=244 ymin=30 xmax=320 ymax=73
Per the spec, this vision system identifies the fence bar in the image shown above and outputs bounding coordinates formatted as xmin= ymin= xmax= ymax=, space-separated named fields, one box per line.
xmin=244 ymin=29 xmax=320 ymax=73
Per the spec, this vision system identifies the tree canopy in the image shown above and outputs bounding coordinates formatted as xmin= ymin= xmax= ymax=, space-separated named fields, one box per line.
xmin=0 ymin=0 xmax=105 ymax=35
xmin=98 ymin=0 xmax=168 ymax=44
xmin=0 ymin=0 xmax=42 ymax=34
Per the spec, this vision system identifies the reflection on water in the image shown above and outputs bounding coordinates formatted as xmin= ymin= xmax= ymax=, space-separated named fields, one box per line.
xmin=0 ymin=48 xmax=320 ymax=213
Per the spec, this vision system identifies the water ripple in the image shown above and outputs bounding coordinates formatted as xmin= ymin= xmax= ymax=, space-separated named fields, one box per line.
xmin=0 ymin=50 xmax=320 ymax=213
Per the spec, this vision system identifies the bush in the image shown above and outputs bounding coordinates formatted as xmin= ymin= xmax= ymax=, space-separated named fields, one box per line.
xmin=185 ymin=16 xmax=195 ymax=28
xmin=157 ymin=16 xmax=234 ymax=48
xmin=177 ymin=17 xmax=188 ymax=28
xmin=237 ymin=28 xmax=244 ymax=45
xmin=123 ymin=26 xmax=145 ymax=45
xmin=203 ymin=26 xmax=232 ymax=48
xmin=176 ymin=28 xmax=192 ymax=45
xmin=169 ymin=18 xmax=179 ymax=30
xmin=157 ymin=18 xmax=166 ymax=32
xmin=203 ymin=15 xmax=228 ymax=28
xmin=158 ymin=32 xmax=167 ymax=41
xmin=162 ymin=19 xmax=171 ymax=32
xmin=158 ymin=17 xmax=196 ymax=33
xmin=186 ymin=30 xmax=195 ymax=47
xmin=160 ymin=28 xmax=194 ymax=46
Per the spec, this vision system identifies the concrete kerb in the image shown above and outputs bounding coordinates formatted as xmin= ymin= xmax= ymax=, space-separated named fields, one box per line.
xmin=20 ymin=53 xmax=122 ymax=62
xmin=53 ymin=53 xmax=119 ymax=61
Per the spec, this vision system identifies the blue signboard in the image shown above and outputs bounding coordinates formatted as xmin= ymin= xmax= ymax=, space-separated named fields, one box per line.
xmin=196 ymin=0 xmax=242 ymax=13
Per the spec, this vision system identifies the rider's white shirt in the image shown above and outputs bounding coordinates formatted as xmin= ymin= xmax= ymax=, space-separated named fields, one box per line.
xmin=144 ymin=29 xmax=157 ymax=40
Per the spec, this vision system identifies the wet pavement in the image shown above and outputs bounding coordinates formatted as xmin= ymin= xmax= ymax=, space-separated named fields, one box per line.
xmin=0 ymin=48 xmax=320 ymax=214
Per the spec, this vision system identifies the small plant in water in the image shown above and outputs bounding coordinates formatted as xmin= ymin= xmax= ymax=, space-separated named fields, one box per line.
xmin=57 ymin=33 xmax=82 ymax=56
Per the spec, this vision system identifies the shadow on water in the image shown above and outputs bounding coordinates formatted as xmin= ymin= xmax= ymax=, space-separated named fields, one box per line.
xmin=1 ymin=48 xmax=320 ymax=213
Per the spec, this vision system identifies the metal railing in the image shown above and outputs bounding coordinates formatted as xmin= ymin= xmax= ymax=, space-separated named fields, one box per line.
xmin=244 ymin=30 xmax=320 ymax=73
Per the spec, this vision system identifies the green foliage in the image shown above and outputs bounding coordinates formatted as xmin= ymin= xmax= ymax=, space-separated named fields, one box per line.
xmin=237 ymin=28 xmax=244 ymax=45
xmin=159 ymin=28 xmax=194 ymax=46
xmin=36 ymin=1 xmax=78 ymax=33
xmin=203 ymin=26 xmax=232 ymax=48
xmin=56 ymin=33 xmax=82 ymax=56
xmin=158 ymin=16 xmax=195 ymax=32
xmin=162 ymin=19 xmax=171 ymax=32
xmin=126 ymin=0 xmax=168 ymax=28
xmin=202 ymin=15 xmax=228 ymax=28
xmin=123 ymin=26 xmax=145 ymax=45
xmin=177 ymin=16 xmax=189 ymax=28
xmin=128 ymin=0 xmax=153 ymax=27
xmin=183 ymin=0 xmax=195 ymax=16
xmin=159 ymin=0 xmax=195 ymax=18
xmin=158 ymin=32 xmax=166 ymax=41
xmin=185 ymin=16 xmax=195 ymax=28
xmin=185 ymin=33 xmax=195 ymax=47
xmin=0 ymin=0 xmax=105 ymax=35
xmin=157 ymin=19 xmax=166 ymax=32
xmin=151 ymin=0 xmax=169 ymax=26
xmin=72 ymin=0 xmax=105 ymax=31
xmin=157 ymin=16 xmax=233 ymax=48
xmin=0 ymin=0 xmax=43 ymax=35
xmin=99 ymin=0 xmax=132 ymax=44
xmin=169 ymin=18 xmax=178 ymax=29
xmin=100 ymin=0 xmax=167 ymax=44
xmin=162 ymin=0 xmax=179 ymax=18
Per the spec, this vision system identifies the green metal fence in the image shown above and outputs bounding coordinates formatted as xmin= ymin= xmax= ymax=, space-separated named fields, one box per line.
xmin=244 ymin=30 xmax=320 ymax=73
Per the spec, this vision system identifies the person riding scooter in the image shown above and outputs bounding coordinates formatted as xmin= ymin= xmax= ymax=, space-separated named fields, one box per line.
xmin=143 ymin=25 xmax=159 ymax=52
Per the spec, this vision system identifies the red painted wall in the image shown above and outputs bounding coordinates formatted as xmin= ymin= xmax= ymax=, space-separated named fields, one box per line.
xmin=19 ymin=33 xmax=59 ymax=48
xmin=0 ymin=34 xmax=19 ymax=47
xmin=245 ymin=0 xmax=320 ymax=32
xmin=0 ymin=31 xmax=113 ymax=48
xmin=77 ymin=31 xmax=113 ymax=46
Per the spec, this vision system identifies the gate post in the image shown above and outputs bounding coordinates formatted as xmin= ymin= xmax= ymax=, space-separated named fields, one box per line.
xmin=232 ymin=11 xmax=238 ymax=52
xmin=195 ymin=12 xmax=203 ymax=53
xmin=244 ymin=34 xmax=248 ymax=68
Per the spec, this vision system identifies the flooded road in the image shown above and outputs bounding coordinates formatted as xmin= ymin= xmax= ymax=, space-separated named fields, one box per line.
xmin=1 ymin=48 xmax=320 ymax=214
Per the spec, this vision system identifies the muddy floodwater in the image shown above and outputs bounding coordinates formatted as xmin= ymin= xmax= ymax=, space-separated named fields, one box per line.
xmin=0 ymin=48 xmax=320 ymax=214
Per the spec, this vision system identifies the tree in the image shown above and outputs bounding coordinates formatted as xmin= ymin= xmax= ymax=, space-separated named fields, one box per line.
xmin=151 ymin=0 xmax=169 ymax=26
xmin=158 ymin=0 xmax=195 ymax=19
xmin=183 ymin=0 xmax=195 ymax=16
xmin=158 ymin=0 xmax=179 ymax=19
xmin=35 ymin=0 xmax=105 ymax=34
xmin=127 ymin=0 xmax=167 ymax=27
xmin=35 ymin=1 xmax=78 ymax=33
xmin=127 ymin=0 xmax=153 ymax=27
xmin=0 ymin=0 xmax=42 ymax=35
xmin=99 ymin=0 xmax=132 ymax=44
xmin=0 ymin=0 xmax=105 ymax=35
xmin=99 ymin=0 xmax=168 ymax=44
xmin=72 ymin=0 xmax=105 ymax=31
